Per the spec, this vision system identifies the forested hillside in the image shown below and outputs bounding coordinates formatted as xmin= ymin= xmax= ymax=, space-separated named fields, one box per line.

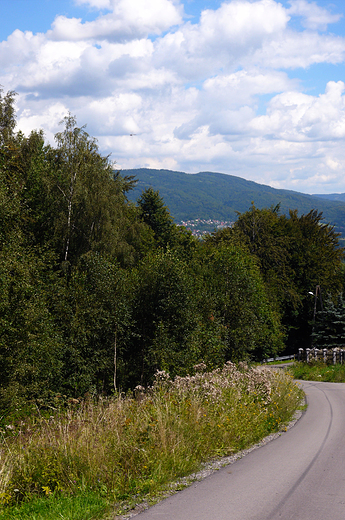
xmin=1 ymin=87 xmax=344 ymax=419
xmin=124 ymin=168 xmax=345 ymax=237
xmin=313 ymin=193 xmax=345 ymax=203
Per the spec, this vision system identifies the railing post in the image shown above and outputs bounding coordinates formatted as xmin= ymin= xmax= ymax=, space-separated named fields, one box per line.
xmin=298 ymin=348 xmax=303 ymax=362
xmin=333 ymin=349 xmax=337 ymax=365
xmin=306 ymin=348 xmax=311 ymax=363
xmin=323 ymin=348 xmax=327 ymax=363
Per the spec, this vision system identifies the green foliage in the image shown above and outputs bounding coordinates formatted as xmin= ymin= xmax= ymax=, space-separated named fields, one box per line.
xmin=227 ymin=205 xmax=344 ymax=352
xmin=290 ymin=361 xmax=345 ymax=382
xmin=137 ymin=187 xmax=175 ymax=249
xmin=0 ymin=247 xmax=64 ymax=411
xmin=50 ymin=114 xmax=145 ymax=265
xmin=121 ymin=249 xmax=199 ymax=387
xmin=0 ymin=90 xmax=64 ymax=412
xmin=16 ymin=116 xmax=151 ymax=268
xmin=285 ymin=209 xmax=344 ymax=349
xmin=287 ymin=209 xmax=343 ymax=296
xmin=312 ymin=294 xmax=345 ymax=348
xmin=48 ymin=252 xmax=131 ymax=396
xmin=232 ymin=203 xmax=297 ymax=307
xmin=198 ymin=244 xmax=284 ymax=361
xmin=0 ymin=87 xmax=16 ymax=145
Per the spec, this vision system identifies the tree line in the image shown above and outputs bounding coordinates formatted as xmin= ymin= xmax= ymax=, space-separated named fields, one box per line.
xmin=0 ymin=87 xmax=344 ymax=415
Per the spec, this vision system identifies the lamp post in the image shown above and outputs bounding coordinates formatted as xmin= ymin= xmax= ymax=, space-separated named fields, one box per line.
xmin=309 ymin=285 xmax=323 ymax=345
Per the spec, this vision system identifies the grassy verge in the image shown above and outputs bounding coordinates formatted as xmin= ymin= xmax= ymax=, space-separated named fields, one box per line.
xmin=0 ymin=492 xmax=110 ymax=520
xmin=290 ymin=361 xmax=345 ymax=382
xmin=0 ymin=362 xmax=303 ymax=520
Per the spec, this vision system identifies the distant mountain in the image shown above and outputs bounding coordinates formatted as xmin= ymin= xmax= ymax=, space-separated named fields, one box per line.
xmin=122 ymin=168 xmax=345 ymax=237
xmin=312 ymin=193 xmax=345 ymax=203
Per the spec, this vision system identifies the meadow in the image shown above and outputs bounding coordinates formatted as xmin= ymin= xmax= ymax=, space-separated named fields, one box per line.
xmin=0 ymin=362 xmax=303 ymax=520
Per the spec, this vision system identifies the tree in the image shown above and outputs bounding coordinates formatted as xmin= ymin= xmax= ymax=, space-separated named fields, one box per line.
xmin=283 ymin=209 xmax=344 ymax=349
xmin=122 ymin=249 xmax=199 ymax=387
xmin=48 ymin=252 xmax=130 ymax=396
xmin=312 ymin=294 xmax=345 ymax=349
xmin=229 ymin=205 xmax=344 ymax=351
xmin=18 ymin=114 xmax=151 ymax=268
xmin=0 ymin=190 xmax=65 ymax=412
xmin=287 ymin=209 xmax=343 ymax=296
xmin=0 ymin=87 xmax=16 ymax=145
xmin=52 ymin=114 xmax=116 ymax=263
xmin=198 ymin=244 xmax=283 ymax=361
xmin=137 ymin=187 xmax=175 ymax=249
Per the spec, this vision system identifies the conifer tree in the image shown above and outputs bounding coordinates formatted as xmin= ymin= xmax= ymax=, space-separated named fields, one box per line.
xmin=137 ymin=187 xmax=175 ymax=249
xmin=312 ymin=294 xmax=345 ymax=349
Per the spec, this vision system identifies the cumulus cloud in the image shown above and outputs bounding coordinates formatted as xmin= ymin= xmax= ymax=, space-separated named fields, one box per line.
xmin=154 ymin=0 xmax=290 ymax=78
xmin=0 ymin=30 xmax=45 ymax=68
xmin=250 ymin=81 xmax=345 ymax=141
xmin=2 ymin=0 xmax=345 ymax=193
xmin=50 ymin=0 xmax=182 ymax=42
xmin=288 ymin=0 xmax=342 ymax=31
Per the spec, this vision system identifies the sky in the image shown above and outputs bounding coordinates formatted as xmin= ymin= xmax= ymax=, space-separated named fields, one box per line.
xmin=1 ymin=0 xmax=345 ymax=194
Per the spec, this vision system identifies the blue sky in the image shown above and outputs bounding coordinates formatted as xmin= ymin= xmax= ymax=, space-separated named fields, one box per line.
xmin=1 ymin=0 xmax=345 ymax=194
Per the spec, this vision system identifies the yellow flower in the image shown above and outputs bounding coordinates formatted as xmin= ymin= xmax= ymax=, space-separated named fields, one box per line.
xmin=42 ymin=486 xmax=52 ymax=496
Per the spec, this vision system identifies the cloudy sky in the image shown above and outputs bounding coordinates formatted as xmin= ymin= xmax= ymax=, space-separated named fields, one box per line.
xmin=1 ymin=0 xmax=345 ymax=193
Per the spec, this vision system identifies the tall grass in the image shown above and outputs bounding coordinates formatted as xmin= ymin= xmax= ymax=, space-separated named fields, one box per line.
xmin=291 ymin=361 xmax=345 ymax=382
xmin=0 ymin=362 xmax=302 ymax=519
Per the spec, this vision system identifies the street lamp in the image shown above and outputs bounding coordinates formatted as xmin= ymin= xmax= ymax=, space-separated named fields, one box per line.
xmin=309 ymin=285 xmax=323 ymax=345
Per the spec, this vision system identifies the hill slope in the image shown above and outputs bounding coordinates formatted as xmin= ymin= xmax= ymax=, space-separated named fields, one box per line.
xmin=123 ymin=168 xmax=345 ymax=236
xmin=313 ymin=193 xmax=345 ymax=203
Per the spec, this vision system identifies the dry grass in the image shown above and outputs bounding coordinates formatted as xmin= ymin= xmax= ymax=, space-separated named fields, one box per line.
xmin=0 ymin=362 xmax=302 ymax=517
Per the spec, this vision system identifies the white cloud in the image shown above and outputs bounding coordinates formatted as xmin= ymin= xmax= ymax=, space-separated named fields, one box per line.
xmin=16 ymin=101 xmax=69 ymax=143
xmin=248 ymin=30 xmax=345 ymax=69
xmin=288 ymin=0 xmax=342 ymax=31
xmin=250 ymin=81 xmax=345 ymax=141
xmin=2 ymin=0 xmax=345 ymax=193
xmin=0 ymin=30 xmax=45 ymax=67
xmin=203 ymin=70 xmax=297 ymax=104
xmin=154 ymin=0 xmax=290 ymax=78
xmin=50 ymin=0 xmax=182 ymax=42
xmin=153 ymin=0 xmax=345 ymax=79
xmin=198 ymin=0 xmax=289 ymax=42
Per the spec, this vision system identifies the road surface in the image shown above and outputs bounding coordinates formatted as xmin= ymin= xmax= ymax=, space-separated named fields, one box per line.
xmin=135 ymin=381 xmax=345 ymax=520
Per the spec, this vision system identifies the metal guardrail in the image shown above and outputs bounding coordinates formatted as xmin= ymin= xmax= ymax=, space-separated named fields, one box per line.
xmin=263 ymin=355 xmax=296 ymax=363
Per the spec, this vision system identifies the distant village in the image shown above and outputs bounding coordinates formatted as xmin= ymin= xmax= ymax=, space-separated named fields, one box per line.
xmin=179 ymin=218 xmax=234 ymax=238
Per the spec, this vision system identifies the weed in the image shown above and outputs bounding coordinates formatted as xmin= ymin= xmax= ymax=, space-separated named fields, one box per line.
xmin=290 ymin=361 xmax=345 ymax=382
xmin=0 ymin=363 xmax=302 ymax=519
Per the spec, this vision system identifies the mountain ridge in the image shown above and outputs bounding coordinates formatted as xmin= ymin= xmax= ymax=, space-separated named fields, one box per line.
xmin=122 ymin=168 xmax=345 ymax=236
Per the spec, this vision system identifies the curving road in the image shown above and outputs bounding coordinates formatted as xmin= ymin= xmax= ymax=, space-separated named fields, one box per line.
xmin=135 ymin=381 xmax=345 ymax=520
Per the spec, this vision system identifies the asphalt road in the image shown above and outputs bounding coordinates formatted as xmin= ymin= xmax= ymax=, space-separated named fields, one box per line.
xmin=135 ymin=380 xmax=345 ymax=520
